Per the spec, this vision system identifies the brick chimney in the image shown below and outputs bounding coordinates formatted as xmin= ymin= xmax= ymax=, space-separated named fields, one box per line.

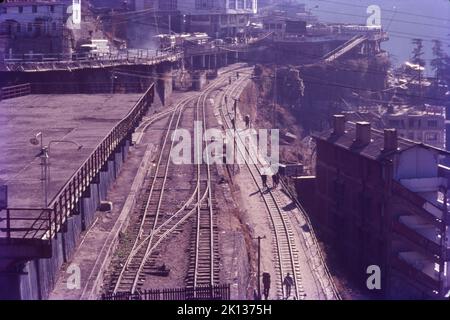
xmin=383 ymin=128 xmax=398 ymax=152
xmin=332 ymin=115 xmax=346 ymax=136
xmin=355 ymin=122 xmax=371 ymax=145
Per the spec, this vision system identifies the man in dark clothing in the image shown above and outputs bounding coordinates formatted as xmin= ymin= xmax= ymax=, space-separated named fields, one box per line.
xmin=244 ymin=114 xmax=250 ymax=129
xmin=283 ymin=273 xmax=294 ymax=299
xmin=272 ymin=173 xmax=280 ymax=188
xmin=261 ymin=174 xmax=268 ymax=190
xmin=262 ymin=272 xmax=271 ymax=300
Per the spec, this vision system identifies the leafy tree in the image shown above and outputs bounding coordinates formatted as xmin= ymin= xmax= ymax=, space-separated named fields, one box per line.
xmin=431 ymin=40 xmax=447 ymax=82
xmin=411 ymin=38 xmax=426 ymax=67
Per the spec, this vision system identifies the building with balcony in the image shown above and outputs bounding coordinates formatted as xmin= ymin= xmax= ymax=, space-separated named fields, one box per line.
xmin=0 ymin=0 xmax=70 ymax=57
xmin=128 ymin=0 xmax=258 ymax=43
xmin=175 ymin=0 xmax=258 ymax=37
xmin=313 ymin=115 xmax=450 ymax=299
xmin=383 ymin=105 xmax=446 ymax=149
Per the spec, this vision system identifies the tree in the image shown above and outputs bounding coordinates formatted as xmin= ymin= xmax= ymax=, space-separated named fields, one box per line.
xmin=411 ymin=38 xmax=426 ymax=67
xmin=431 ymin=40 xmax=447 ymax=82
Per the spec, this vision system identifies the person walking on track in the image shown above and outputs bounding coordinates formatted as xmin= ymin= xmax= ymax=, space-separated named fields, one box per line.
xmin=283 ymin=273 xmax=294 ymax=299
xmin=262 ymin=272 xmax=271 ymax=300
xmin=244 ymin=114 xmax=251 ymax=129
xmin=261 ymin=173 xmax=268 ymax=190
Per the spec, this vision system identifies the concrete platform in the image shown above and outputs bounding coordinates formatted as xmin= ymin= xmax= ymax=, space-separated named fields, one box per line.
xmin=0 ymin=93 xmax=142 ymax=208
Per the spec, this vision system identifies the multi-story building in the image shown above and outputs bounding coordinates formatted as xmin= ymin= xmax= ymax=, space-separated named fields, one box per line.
xmin=0 ymin=0 xmax=70 ymax=57
xmin=383 ymin=105 xmax=446 ymax=149
xmin=132 ymin=0 xmax=258 ymax=37
xmin=181 ymin=0 xmax=257 ymax=37
xmin=313 ymin=115 xmax=450 ymax=299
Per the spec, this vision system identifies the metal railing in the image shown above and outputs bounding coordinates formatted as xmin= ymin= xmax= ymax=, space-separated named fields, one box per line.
xmin=0 ymin=84 xmax=155 ymax=241
xmin=0 ymin=50 xmax=183 ymax=72
xmin=0 ymin=83 xmax=31 ymax=100
xmin=101 ymin=284 xmax=230 ymax=301
xmin=1 ymin=49 xmax=180 ymax=63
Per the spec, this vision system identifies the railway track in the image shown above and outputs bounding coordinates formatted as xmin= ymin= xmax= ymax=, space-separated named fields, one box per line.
xmin=104 ymin=67 xmax=244 ymax=295
xmin=217 ymin=71 xmax=305 ymax=300
xmin=109 ymin=96 xmax=190 ymax=293
xmin=185 ymin=82 xmax=220 ymax=289
xmin=219 ymin=70 xmax=340 ymax=300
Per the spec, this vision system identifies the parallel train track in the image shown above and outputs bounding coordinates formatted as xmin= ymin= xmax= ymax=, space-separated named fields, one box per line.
xmin=218 ymin=71 xmax=305 ymax=300
xmin=105 ymin=68 xmax=244 ymax=295
xmin=219 ymin=70 xmax=340 ymax=300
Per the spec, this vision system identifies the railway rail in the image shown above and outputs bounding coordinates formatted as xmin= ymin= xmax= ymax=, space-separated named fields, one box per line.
xmin=216 ymin=72 xmax=303 ymax=299
xmin=218 ymin=70 xmax=340 ymax=300
xmin=105 ymin=67 xmax=242 ymax=295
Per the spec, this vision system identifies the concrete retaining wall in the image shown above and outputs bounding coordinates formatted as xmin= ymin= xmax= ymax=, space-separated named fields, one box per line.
xmin=15 ymin=142 xmax=130 ymax=300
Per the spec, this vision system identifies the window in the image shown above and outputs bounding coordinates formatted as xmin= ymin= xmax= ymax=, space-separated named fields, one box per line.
xmin=425 ymin=132 xmax=438 ymax=142
xmin=428 ymin=120 xmax=438 ymax=128
xmin=19 ymin=6 xmax=24 ymax=13
xmin=0 ymin=7 xmax=6 ymax=14
xmin=50 ymin=5 xmax=55 ymax=13
xmin=32 ymin=5 xmax=37 ymax=13
xmin=52 ymin=22 xmax=57 ymax=31
xmin=27 ymin=23 xmax=33 ymax=32
xmin=221 ymin=15 xmax=228 ymax=24
xmin=195 ymin=0 xmax=213 ymax=9
xmin=408 ymin=118 xmax=415 ymax=129
xmin=16 ymin=24 xmax=21 ymax=33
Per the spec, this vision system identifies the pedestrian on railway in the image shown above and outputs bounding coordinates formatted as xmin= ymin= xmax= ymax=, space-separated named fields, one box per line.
xmin=262 ymin=272 xmax=271 ymax=300
xmin=237 ymin=72 xmax=240 ymax=79
xmin=271 ymin=174 xmax=277 ymax=189
xmin=272 ymin=172 xmax=280 ymax=189
xmin=283 ymin=273 xmax=294 ymax=299
xmin=229 ymin=76 xmax=232 ymax=85
xmin=261 ymin=173 xmax=268 ymax=190
xmin=244 ymin=114 xmax=251 ymax=129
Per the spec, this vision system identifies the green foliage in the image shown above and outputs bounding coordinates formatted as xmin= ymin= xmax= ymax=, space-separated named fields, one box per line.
xmin=411 ymin=38 xmax=426 ymax=67
xmin=430 ymin=40 xmax=447 ymax=81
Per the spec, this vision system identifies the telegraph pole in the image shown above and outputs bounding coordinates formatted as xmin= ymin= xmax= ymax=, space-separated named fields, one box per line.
xmin=254 ymin=235 xmax=266 ymax=300
xmin=439 ymin=186 xmax=449 ymax=297
xmin=232 ymin=98 xmax=239 ymax=175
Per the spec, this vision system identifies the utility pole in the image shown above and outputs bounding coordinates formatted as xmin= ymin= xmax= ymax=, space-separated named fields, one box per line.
xmin=254 ymin=236 xmax=266 ymax=300
xmin=232 ymin=98 xmax=238 ymax=175
xmin=30 ymin=134 xmax=83 ymax=208
xmin=111 ymin=70 xmax=118 ymax=94
xmin=273 ymin=71 xmax=276 ymax=126
xmin=439 ymin=186 xmax=449 ymax=297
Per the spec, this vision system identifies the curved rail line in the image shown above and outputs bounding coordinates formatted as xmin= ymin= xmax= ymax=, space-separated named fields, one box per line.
xmin=218 ymin=71 xmax=304 ymax=299
xmin=220 ymin=70 xmax=341 ymax=300
xmin=108 ymin=67 xmax=244 ymax=295
xmin=112 ymin=96 xmax=189 ymax=293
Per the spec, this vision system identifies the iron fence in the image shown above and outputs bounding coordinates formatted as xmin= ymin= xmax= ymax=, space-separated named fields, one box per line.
xmin=0 ymin=83 xmax=31 ymax=100
xmin=0 ymin=84 xmax=155 ymax=241
xmin=101 ymin=284 xmax=231 ymax=301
